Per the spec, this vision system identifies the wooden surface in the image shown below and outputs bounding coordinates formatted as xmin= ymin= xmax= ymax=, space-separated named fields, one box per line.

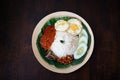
xmin=1 ymin=0 xmax=120 ymax=80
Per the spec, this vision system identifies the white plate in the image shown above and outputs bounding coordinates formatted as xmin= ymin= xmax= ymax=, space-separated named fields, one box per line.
xmin=32 ymin=11 xmax=94 ymax=73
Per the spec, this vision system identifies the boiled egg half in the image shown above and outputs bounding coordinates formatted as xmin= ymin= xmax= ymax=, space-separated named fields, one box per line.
xmin=67 ymin=19 xmax=82 ymax=35
xmin=55 ymin=20 xmax=69 ymax=31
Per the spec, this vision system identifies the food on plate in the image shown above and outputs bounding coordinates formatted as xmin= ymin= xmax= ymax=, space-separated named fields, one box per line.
xmin=38 ymin=17 xmax=90 ymax=65
xmin=55 ymin=20 xmax=69 ymax=31
xmin=40 ymin=26 xmax=56 ymax=50
xmin=57 ymin=55 xmax=73 ymax=64
xmin=74 ymin=43 xmax=88 ymax=59
xmin=67 ymin=19 xmax=82 ymax=35
xmin=50 ymin=31 xmax=79 ymax=58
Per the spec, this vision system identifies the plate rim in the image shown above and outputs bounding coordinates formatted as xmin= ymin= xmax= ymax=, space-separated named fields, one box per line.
xmin=32 ymin=11 xmax=94 ymax=73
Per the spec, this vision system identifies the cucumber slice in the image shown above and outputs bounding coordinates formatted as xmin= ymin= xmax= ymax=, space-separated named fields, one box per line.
xmin=80 ymin=29 xmax=88 ymax=39
xmin=79 ymin=36 xmax=88 ymax=44
xmin=74 ymin=43 xmax=88 ymax=59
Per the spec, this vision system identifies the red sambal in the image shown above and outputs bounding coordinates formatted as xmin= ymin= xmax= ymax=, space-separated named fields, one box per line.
xmin=40 ymin=26 xmax=56 ymax=50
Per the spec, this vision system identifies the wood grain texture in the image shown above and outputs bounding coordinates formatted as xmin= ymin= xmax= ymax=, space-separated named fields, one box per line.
xmin=0 ymin=0 xmax=120 ymax=80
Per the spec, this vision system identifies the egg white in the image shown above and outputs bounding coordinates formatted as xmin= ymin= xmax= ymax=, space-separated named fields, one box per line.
xmin=67 ymin=19 xmax=82 ymax=35
xmin=55 ymin=20 xmax=69 ymax=31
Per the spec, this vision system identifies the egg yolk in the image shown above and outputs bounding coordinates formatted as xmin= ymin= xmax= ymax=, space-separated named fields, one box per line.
xmin=70 ymin=24 xmax=78 ymax=31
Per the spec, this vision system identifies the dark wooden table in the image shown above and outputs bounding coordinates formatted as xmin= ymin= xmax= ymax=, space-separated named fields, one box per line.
xmin=1 ymin=0 xmax=120 ymax=80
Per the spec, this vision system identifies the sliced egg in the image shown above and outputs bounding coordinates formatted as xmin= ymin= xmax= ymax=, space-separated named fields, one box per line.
xmin=67 ymin=18 xmax=82 ymax=35
xmin=55 ymin=20 xmax=69 ymax=31
xmin=74 ymin=43 xmax=88 ymax=59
